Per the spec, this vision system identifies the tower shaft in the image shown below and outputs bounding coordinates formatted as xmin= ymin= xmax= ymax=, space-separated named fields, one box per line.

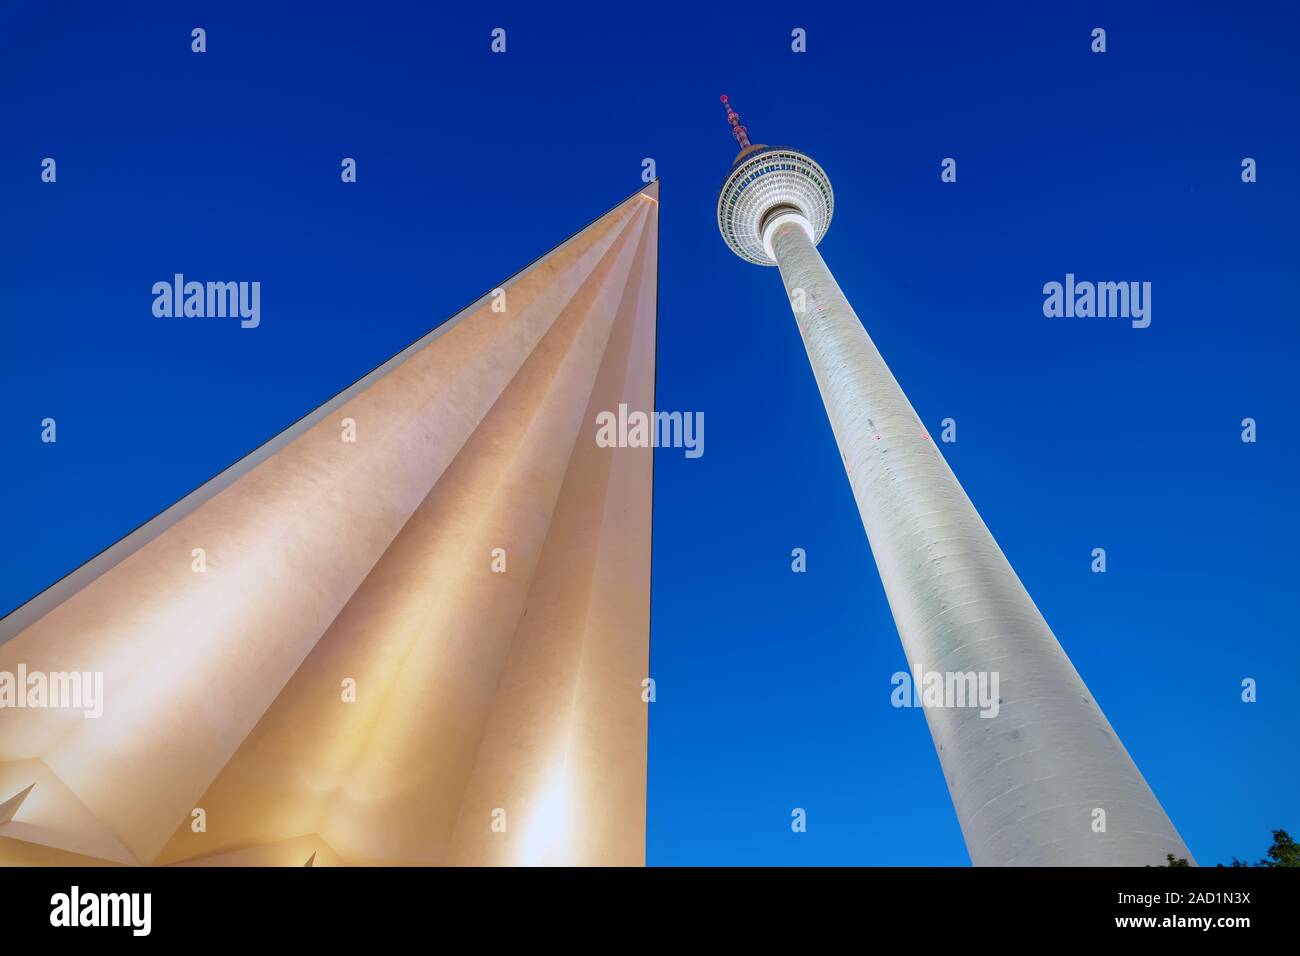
xmin=768 ymin=220 xmax=1192 ymax=866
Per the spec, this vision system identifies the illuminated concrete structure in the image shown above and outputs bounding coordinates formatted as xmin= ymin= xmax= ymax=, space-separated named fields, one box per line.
xmin=0 ymin=182 xmax=659 ymax=866
xmin=717 ymin=96 xmax=1192 ymax=866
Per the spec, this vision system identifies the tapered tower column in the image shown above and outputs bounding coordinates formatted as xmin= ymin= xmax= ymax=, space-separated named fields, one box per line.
xmin=717 ymin=95 xmax=1192 ymax=866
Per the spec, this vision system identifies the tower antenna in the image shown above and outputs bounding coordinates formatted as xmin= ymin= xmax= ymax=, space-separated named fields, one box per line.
xmin=720 ymin=94 xmax=751 ymax=150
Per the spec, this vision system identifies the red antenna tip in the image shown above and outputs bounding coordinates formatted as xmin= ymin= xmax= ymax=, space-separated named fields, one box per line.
xmin=719 ymin=93 xmax=752 ymax=150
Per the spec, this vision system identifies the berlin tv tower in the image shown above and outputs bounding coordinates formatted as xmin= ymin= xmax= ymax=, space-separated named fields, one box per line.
xmin=716 ymin=95 xmax=1192 ymax=866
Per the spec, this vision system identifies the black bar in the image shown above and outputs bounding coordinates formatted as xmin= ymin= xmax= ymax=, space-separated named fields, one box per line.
xmin=0 ymin=865 xmax=1290 ymax=940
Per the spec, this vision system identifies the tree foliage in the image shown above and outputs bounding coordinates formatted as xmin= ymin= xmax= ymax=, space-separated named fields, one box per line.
xmin=1215 ymin=828 xmax=1297 ymax=868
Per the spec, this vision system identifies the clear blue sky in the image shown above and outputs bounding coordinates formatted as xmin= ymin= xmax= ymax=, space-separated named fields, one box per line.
xmin=2 ymin=2 xmax=1295 ymax=866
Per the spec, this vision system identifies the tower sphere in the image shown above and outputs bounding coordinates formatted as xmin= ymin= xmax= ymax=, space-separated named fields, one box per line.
xmin=717 ymin=143 xmax=834 ymax=267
